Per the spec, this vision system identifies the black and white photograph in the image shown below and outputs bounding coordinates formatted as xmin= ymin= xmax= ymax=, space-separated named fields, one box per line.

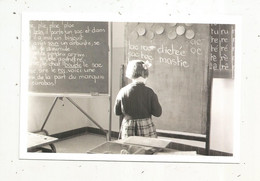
xmin=3 ymin=0 xmax=260 ymax=180
xmin=19 ymin=13 xmax=240 ymax=162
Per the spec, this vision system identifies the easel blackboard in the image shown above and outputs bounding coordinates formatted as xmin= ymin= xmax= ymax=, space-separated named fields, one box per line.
xmin=24 ymin=18 xmax=112 ymax=140
xmin=125 ymin=22 xmax=213 ymax=154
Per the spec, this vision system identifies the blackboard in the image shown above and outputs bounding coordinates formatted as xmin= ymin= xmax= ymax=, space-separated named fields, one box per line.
xmin=210 ymin=24 xmax=235 ymax=78
xmin=125 ymin=22 xmax=211 ymax=134
xmin=29 ymin=21 xmax=109 ymax=94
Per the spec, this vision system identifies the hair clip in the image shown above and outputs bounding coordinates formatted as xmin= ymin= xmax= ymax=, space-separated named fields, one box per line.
xmin=143 ymin=60 xmax=152 ymax=70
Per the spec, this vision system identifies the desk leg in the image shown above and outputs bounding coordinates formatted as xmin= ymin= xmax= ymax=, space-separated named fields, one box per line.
xmin=49 ymin=144 xmax=56 ymax=153
xmin=28 ymin=144 xmax=56 ymax=153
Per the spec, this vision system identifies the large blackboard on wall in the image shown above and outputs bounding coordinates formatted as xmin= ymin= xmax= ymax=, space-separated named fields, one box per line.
xmin=29 ymin=21 xmax=109 ymax=94
xmin=210 ymin=24 xmax=235 ymax=79
xmin=125 ymin=23 xmax=211 ymax=134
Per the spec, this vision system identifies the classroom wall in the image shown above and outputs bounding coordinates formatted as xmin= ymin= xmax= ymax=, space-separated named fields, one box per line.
xmin=27 ymin=96 xmax=87 ymax=133
xmin=211 ymin=79 xmax=234 ymax=153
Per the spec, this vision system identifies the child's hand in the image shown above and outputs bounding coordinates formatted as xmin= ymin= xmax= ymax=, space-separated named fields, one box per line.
xmin=120 ymin=149 xmax=129 ymax=154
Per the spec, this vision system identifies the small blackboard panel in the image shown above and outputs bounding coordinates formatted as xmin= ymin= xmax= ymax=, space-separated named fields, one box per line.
xmin=210 ymin=24 xmax=235 ymax=79
xmin=125 ymin=23 xmax=211 ymax=134
xmin=29 ymin=21 xmax=109 ymax=94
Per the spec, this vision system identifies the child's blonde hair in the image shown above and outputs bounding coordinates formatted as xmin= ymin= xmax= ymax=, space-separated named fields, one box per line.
xmin=125 ymin=60 xmax=151 ymax=79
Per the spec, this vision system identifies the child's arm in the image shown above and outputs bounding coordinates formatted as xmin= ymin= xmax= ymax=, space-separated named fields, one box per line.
xmin=114 ymin=92 xmax=123 ymax=116
xmin=151 ymin=93 xmax=162 ymax=117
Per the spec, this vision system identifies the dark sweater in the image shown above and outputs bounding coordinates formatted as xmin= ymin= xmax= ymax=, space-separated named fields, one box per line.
xmin=114 ymin=82 xmax=162 ymax=119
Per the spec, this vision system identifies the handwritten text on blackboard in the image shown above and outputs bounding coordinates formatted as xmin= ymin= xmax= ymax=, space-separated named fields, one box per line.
xmin=30 ymin=21 xmax=107 ymax=88
xmin=127 ymin=38 xmax=205 ymax=69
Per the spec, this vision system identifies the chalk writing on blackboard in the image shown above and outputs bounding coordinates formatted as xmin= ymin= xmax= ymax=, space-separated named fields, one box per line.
xmin=210 ymin=24 xmax=235 ymax=78
xmin=127 ymin=37 xmax=206 ymax=69
xmin=29 ymin=21 xmax=109 ymax=94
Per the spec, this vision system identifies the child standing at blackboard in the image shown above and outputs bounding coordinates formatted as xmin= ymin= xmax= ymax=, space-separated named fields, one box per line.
xmin=114 ymin=60 xmax=162 ymax=139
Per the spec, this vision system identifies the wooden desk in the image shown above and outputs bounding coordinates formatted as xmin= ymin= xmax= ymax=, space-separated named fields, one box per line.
xmin=89 ymin=136 xmax=197 ymax=155
xmin=27 ymin=132 xmax=58 ymax=152
xmin=116 ymin=136 xmax=171 ymax=148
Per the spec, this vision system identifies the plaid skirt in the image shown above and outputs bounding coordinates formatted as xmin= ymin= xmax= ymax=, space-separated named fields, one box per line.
xmin=120 ymin=118 xmax=157 ymax=139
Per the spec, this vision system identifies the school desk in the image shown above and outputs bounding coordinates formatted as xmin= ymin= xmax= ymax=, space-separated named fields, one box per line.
xmin=27 ymin=132 xmax=58 ymax=152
